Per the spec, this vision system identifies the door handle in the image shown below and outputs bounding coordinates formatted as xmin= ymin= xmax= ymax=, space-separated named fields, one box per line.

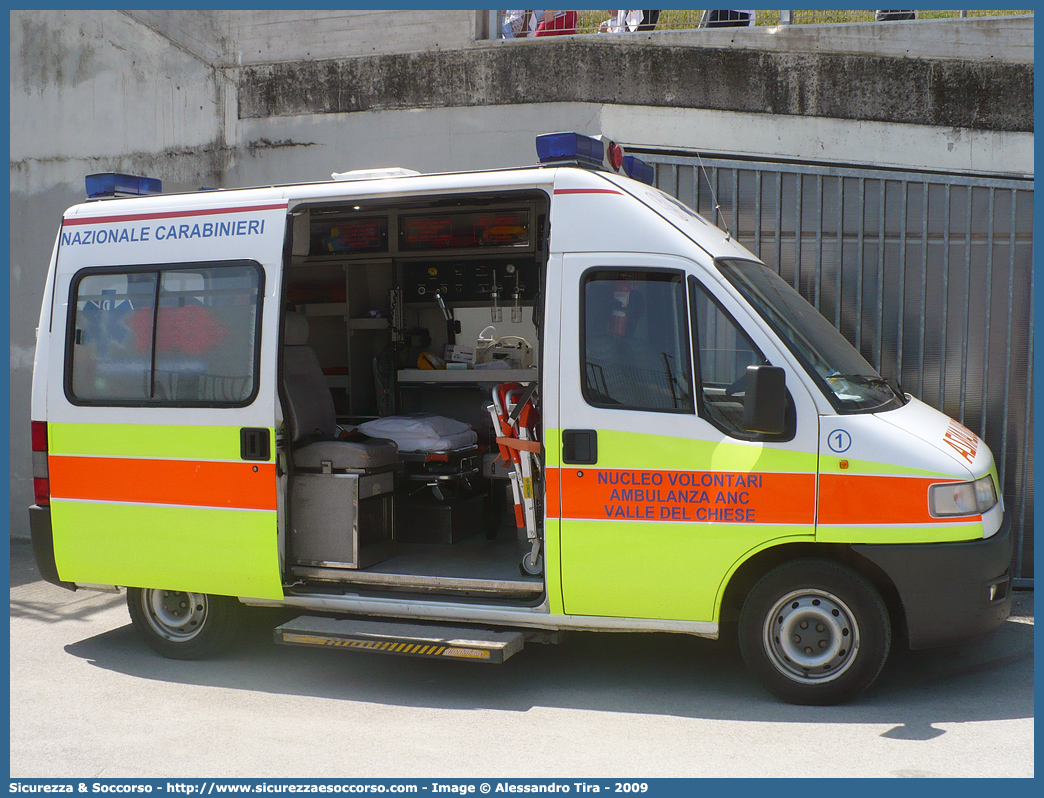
xmin=562 ymin=429 xmax=597 ymax=465
xmin=240 ymin=428 xmax=270 ymax=461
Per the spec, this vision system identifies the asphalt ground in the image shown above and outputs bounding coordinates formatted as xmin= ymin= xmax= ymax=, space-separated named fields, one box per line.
xmin=9 ymin=539 xmax=1034 ymax=778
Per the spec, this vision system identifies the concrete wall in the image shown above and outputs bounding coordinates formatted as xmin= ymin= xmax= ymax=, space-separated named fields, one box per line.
xmin=8 ymin=10 xmax=1034 ymax=537
xmin=124 ymin=10 xmax=485 ymax=66
xmin=10 ymin=11 xmax=230 ymax=534
xmin=608 ymin=16 xmax=1034 ymax=63
xmin=239 ymin=40 xmax=1033 ymax=132
xmin=234 ymin=32 xmax=1033 ymax=180
xmin=227 ymin=10 xmax=482 ymax=63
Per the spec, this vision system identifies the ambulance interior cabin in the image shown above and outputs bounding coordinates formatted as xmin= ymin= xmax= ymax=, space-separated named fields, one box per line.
xmin=280 ymin=189 xmax=549 ymax=602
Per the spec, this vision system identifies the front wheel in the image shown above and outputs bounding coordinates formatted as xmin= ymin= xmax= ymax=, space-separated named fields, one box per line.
xmin=126 ymin=587 xmax=238 ymax=660
xmin=738 ymin=560 xmax=891 ymax=705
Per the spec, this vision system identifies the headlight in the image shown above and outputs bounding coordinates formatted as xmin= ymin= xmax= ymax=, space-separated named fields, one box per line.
xmin=929 ymin=475 xmax=998 ymax=517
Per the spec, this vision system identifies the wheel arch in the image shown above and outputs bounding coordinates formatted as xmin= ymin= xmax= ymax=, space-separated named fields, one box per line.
xmin=717 ymin=541 xmax=908 ymax=644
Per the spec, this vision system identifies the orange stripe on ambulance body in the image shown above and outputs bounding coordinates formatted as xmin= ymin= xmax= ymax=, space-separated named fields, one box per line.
xmin=49 ymin=455 xmax=277 ymax=511
xmin=818 ymin=473 xmax=972 ymax=525
xmin=554 ymin=468 xmax=815 ymax=525
xmin=543 ymin=467 xmax=561 ymax=519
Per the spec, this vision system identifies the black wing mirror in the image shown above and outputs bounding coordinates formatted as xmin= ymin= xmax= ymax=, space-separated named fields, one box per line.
xmin=742 ymin=365 xmax=787 ymax=435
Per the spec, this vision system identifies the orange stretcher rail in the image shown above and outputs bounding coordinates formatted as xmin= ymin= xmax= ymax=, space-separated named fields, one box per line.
xmin=495 ymin=436 xmax=542 ymax=454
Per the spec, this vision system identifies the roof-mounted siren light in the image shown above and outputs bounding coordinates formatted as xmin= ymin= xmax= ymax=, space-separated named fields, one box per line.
xmin=535 ymin=132 xmax=605 ymax=168
xmin=622 ymin=154 xmax=655 ymax=186
xmin=85 ymin=173 xmax=162 ymax=199
xmin=593 ymin=135 xmax=625 ymax=172
xmin=331 ymin=167 xmax=421 ymax=182
xmin=536 ymin=132 xmax=654 ymax=184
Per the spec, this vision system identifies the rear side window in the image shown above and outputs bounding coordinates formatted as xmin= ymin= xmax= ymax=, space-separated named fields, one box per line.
xmin=66 ymin=262 xmax=263 ymax=406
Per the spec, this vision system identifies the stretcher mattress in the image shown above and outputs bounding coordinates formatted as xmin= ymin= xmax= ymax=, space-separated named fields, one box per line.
xmin=358 ymin=414 xmax=477 ymax=453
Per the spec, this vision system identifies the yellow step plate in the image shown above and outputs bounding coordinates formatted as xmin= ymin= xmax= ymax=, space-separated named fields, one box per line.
xmin=274 ymin=616 xmax=525 ymax=663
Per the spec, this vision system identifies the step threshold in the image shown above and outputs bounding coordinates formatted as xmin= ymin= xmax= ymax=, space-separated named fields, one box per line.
xmin=290 ymin=565 xmax=544 ymax=599
xmin=274 ymin=616 xmax=525 ymax=663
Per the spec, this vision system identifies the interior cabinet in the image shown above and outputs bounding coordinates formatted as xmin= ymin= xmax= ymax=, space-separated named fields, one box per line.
xmin=289 ymin=260 xmax=393 ymax=423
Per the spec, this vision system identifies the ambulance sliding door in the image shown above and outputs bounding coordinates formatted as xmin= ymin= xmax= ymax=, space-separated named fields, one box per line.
xmin=45 ymin=200 xmax=289 ymax=600
xmin=554 ymin=253 xmax=819 ymax=623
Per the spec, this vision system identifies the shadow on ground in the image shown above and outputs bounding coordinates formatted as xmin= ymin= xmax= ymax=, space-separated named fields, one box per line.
xmin=13 ymin=538 xmax=1033 ymax=735
xmin=63 ymin=596 xmax=1034 ymax=735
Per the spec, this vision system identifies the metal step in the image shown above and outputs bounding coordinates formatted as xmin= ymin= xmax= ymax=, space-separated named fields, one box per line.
xmin=274 ymin=615 xmax=525 ymax=664
xmin=288 ymin=565 xmax=543 ymax=599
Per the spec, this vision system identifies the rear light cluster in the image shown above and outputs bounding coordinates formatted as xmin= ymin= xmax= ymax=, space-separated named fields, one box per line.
xmin=31 ymin=420 xmax=49 ymax=507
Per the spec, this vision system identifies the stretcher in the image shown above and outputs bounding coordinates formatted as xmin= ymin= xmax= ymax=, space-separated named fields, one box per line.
xmin=486 ymin=382 xmax=542 ymax=575
xmin=357 ymin=414 xmax=479 ymax=501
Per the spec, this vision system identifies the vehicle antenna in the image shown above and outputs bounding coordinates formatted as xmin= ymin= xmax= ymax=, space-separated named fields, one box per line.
xmin=694 ymin=149 xmax=731 ymax=241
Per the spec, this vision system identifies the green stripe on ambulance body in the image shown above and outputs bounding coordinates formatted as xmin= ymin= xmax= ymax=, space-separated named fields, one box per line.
xmin=48 ymin=422 xmax=273 ymax=462
xmin=542 ymin=427 xmax=565 ymax=613
xmin=551 ymin=428 xmax=817 ymax=623
xmin=48 ymin=422 xmax=282 ymax=600
xmin=545 ymin=428 xmax=817 ymax=473
xmin=561 ymin=522 xmax=813 ymax=622
xmin=51 ymin=501 xmax=284 ymax=600
xmin=817 ymin=523 xmax=983 ymax=545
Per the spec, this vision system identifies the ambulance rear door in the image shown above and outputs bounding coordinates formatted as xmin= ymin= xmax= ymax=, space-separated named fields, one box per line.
xmin=44 ymin=192 xmax=289 ymax=600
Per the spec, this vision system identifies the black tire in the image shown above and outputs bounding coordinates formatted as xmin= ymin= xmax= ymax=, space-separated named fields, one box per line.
xmin=738 ymin=559 xmax=891 ymax=705
xmin=126 ymin=587 xmax=238 ymax=660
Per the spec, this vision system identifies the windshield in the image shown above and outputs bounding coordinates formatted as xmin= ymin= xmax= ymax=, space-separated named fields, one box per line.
xmin=715 ymin=258 xmax=905 ymax=414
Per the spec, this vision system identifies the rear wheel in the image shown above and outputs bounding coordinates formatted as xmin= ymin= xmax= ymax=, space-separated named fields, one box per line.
xmin=127 ymin=587 xmax=238 ymax=660
xmin=738 ymin=559 xmax=891 ymax=705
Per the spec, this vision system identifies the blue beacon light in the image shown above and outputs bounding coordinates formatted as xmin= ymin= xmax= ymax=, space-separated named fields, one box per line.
xmin=622 ymin=155 xmax=655 ymax=186
xmin=535 ymin=132 xmax=655 ymax=185
xmin=85 ymin=173 xmax=163 ymax=199
xmin=535 ymin=132 xmax=605 ymax=167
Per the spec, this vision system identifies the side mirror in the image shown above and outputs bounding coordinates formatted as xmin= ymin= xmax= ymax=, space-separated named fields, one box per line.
xmin=742 ymin=365 xmax=787 ymax=435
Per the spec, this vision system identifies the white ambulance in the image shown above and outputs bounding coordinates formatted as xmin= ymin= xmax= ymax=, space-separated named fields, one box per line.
xmin=29 ymin=133 xmax=1012 ymax=705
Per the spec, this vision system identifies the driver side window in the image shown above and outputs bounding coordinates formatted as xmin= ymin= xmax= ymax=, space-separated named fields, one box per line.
xmin=580 ymin=269 xmax=694 ymax=414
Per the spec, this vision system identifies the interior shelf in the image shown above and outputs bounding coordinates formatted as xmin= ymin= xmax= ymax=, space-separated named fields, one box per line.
xmin=298 ymin=303 xmax=388 ymax=330
xmin=397 ymin=368 xmax=536 ymax=383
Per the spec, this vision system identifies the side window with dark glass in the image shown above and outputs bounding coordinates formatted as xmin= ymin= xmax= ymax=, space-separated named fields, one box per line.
xmin=581 ymin=270 xmax=693 ymax=413
xmin=153 ymin=266 xmax=261 ymax=403
xmin=691 ymin=279 xmax=769 ymax=438
xmin=68 ymin=262 xmax=262 ymax=406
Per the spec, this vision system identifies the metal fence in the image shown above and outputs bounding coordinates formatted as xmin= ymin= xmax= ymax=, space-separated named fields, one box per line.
xmin=645 ymin=153 xmax=1034 ymax=583
xmin=494 ymin=10 xmax=1032 ymax=37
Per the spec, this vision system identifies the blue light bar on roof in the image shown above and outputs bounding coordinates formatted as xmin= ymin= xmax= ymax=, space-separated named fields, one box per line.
xmin=85 ymin=172 xmax=162 ymax=198
xmin=536 ymin=132 xmax=604 ymax=167
xmin=622 ymin=155 xmax=655 ymax=185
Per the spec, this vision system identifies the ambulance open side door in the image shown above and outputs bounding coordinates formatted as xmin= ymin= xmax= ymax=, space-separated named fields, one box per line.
xmin=555 ymin=252 xmax=820 ymax=624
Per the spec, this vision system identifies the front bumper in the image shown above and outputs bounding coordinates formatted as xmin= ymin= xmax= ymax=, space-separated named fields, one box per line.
xmin=853 ymin=513 xmax=1013 ymax=650
xmin=29 ymin=505 xmax=76 ymax=591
